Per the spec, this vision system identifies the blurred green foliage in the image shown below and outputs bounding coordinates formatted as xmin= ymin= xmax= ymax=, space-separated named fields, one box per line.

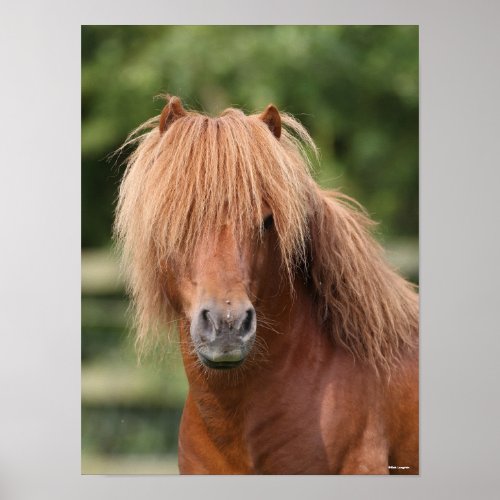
xmin=81 ymin=291 xmax=189 ymax=470
xmin=82 ymin=25 xmax=418 ymax=247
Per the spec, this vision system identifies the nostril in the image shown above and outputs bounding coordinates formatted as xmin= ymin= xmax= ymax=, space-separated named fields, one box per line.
xmin=200 ymin=309 xmax=216 ymax=331
xmin=241 ymin=308 xmax=255 ymax=333
xmin=196 ymin=308 xmax=218 ymax=341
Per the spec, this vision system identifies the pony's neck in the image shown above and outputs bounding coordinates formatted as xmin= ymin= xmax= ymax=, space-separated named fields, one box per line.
xmin=255 ymin=276 xmax=325 ymax=364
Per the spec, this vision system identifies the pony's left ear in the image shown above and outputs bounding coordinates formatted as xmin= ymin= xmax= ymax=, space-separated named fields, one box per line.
xmin=159 ymin=96 xmax=187 ymax=133
xmin=260 ymin=104 xmax=281 ymax=139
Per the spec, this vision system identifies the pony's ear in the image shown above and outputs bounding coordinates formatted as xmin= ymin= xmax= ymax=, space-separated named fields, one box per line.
xmin=260 ymin=104 xmax=281 ymax=139
xmin=159 ymin=96 xmax=187 ymax=133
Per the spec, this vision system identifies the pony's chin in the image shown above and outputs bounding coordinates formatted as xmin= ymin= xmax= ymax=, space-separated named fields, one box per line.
xmin=198 ymin=352 xmax=246 ymax=370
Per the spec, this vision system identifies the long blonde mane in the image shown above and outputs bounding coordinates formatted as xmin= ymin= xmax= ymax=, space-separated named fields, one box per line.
xmin=115 ymin=96 xmax=418 ymax=372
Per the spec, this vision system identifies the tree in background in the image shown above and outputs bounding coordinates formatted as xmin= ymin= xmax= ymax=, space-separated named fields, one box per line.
xmin=82 ymin=26 xmax=418 ymax=248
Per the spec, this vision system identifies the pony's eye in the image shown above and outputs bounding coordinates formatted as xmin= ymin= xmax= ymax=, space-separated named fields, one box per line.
xmin=262 ymin=214 xmax=274 ymax=231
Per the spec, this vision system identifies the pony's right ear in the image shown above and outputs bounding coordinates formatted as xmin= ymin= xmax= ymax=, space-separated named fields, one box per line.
xmin=260 ymin=104 xmax=282 ymax=139
xmin=159 ymin=96 xmax=187 ymax=133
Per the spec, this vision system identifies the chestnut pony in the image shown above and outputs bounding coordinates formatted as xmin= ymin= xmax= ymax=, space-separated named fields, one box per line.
xmin=115 ymin=96 xmax=419 ymax=474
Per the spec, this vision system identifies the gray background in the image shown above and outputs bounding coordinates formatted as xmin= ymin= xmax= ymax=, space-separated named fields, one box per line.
xmin=1 ymin=0 xmax=499 ymax=499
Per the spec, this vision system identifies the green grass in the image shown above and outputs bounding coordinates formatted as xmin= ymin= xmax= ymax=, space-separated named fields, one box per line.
xmin=82 ymin=453 xmax=179 ymax=475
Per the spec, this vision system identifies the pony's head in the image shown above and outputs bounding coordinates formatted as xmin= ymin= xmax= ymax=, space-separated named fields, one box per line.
xmin=115 ymin=96 xmax=318 ymax=369
xmin=115 ymin=96 xmax=418 ymax=373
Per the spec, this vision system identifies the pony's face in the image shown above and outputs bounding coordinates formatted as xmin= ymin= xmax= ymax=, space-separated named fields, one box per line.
xmin=167 ymin=205 xmax=281 ymax=370
xmin=116 ymin=96 xmax=316 ymax=367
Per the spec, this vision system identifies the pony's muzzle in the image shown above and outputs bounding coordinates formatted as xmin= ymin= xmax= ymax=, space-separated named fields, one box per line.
xmin=190 ymin=302 xmax=256 ymax=369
